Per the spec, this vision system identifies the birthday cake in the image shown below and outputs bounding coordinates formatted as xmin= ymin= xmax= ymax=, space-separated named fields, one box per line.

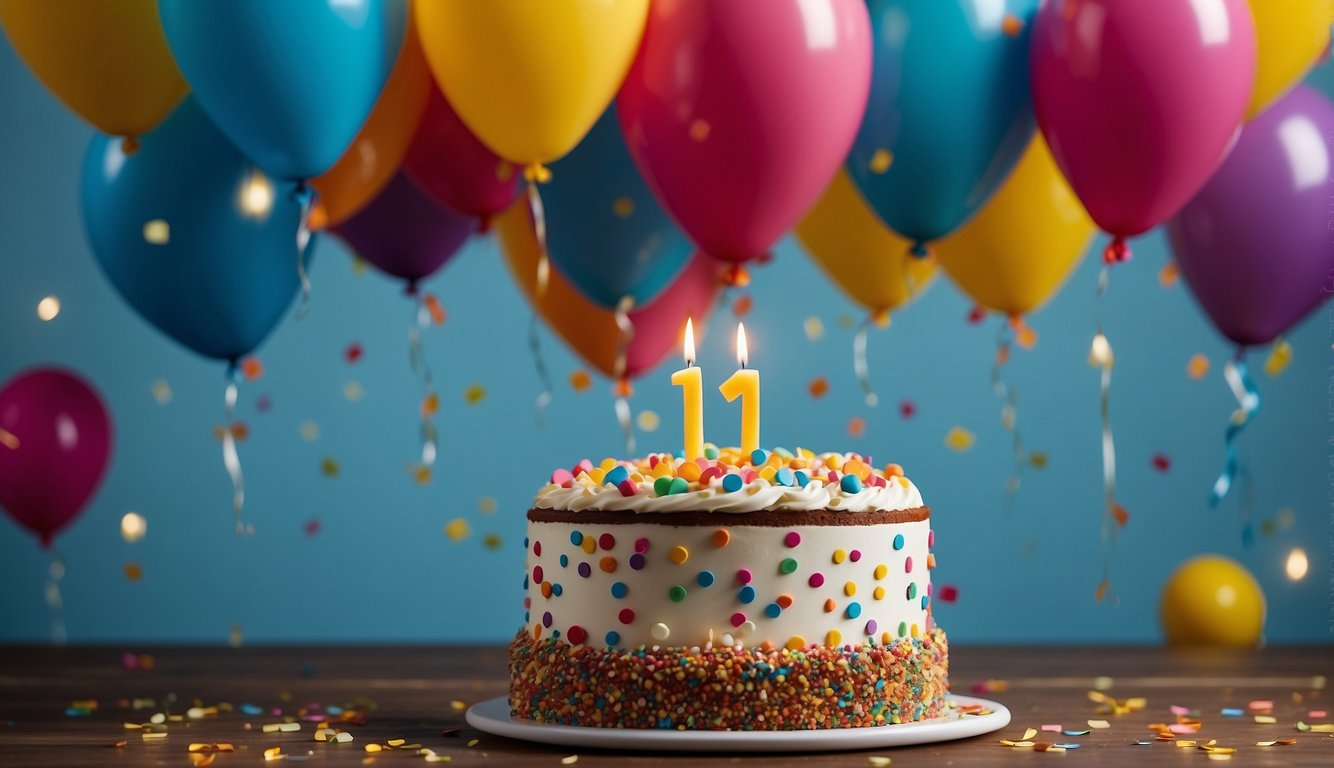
xmin=509 ymin=447 xmax=948 ymax=730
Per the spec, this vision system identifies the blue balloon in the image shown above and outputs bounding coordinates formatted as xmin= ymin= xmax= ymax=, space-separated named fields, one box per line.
xmin=847 ymin=0 xmax=1038 ymax=247
xmin=82 ymin=98 xmax=309 ymax=363
xmin=544 ymin=108 xmax=695 ymax=309
xmin=158 ymin=0 xmax=405 ymax=181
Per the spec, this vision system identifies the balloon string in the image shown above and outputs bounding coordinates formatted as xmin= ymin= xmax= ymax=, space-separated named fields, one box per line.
xmin=613 ymin=295 xmax=637 ymax=454
xmin=409 ymin=294 xmax=439 ymax=472
xmin=1091 ymin=263 xmax=1118 ymax=604
xmin=293 ymin=184 xmax=316 ymax=320
xmin=45 ymin=549 xmax=66 ymax=645
xmin=526 ymin=179 xmax=550 ymax=298
xmin=991 ymin=322 xmax=1024 ymax=511
xmin=222 ymin=366 xmax=247 ymax=536
xmin=853 ymin=316 xmax=880 ymax=407
xmin=528 ymin=312 xmax=553 ymax=427
xmin=1210 ymin=354 xmax=1259 ymax=509
xmin=614 ymin=395 xmax=635 ymax=456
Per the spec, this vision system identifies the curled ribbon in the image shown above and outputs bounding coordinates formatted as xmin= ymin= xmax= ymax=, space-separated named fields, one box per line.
xmin=222 ymin=365 xmax=247 ymax=536
xmin=528 ymin=313 xmax=553 ymax=426
xmin=292 ymin=184 xmax=316 ymax=320
xmin=1210 ymin=355 xmax=1259 ymax=507
xmin=990 ymin=322 xmax=1025 ymax=507
xmin=45 ymin=550 xmax=66 ymax=645
xmin=1091 ymin=263 xmax=1120 ymax=604
xmin=853 ymin=311 xmax=890 ymax=408
xmin=613 ymin=297 xmax=636 ymax=454
xmin=409 ymin=293 xmax=439 ymax=471
xmin=523 ymin=169 xmax=551 ymax=298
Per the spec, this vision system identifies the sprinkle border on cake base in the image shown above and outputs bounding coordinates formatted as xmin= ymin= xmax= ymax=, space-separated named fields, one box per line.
xmin=508 ymin=627 xmax=949 ymax=730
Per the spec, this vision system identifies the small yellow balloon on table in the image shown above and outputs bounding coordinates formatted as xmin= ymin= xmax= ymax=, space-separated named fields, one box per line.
xmin=1160 ymin=555 xmax=1265 ymax=648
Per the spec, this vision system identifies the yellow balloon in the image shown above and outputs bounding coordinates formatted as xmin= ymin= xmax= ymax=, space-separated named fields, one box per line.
xmin=795 ymin=170 xmax=934 ymax=316
xmin=0 ymin=0 xmax=187 ymax=141
xmin=1160 ymin=555 xmax=1266 ymax=648
xmin=1246 ymin=0 xmax=1330 ymax=120
xmin=415 ymin=0 xmax=648 ymax=169
xmin=934 ymin=137 xmax=1095 ymax=317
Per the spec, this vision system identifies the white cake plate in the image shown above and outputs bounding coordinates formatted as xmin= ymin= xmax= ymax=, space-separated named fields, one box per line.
xmin=466 ymin=694 xmax=1009 ymax=753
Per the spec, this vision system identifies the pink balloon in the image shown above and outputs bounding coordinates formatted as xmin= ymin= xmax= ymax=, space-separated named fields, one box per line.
xmin=617 ymin=0 xmax=871 ymax=263
xmin=1031 ymin=0 xmax=1255 ymax=245
xmin=0 ymin=368 xmax=113 ymax=548
xmin=402 ymin=86 xmax=519 ymax=224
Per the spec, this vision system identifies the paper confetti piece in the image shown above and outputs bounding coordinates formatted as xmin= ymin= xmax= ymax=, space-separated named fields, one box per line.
xmin=151 ymin=379 xmax=173 ymax=405
xmin=569 ymin=370 xmax=591 ymax=392
xmin=945 ymin=426 xmax=975 ymax=452
xmin=444 ymin=518 xmax=470 ymax=541
xmin=1002 ymin=13 xmax=1024 ymax=35
xmin=1262 ymin=338 xmax=1292 ymax=378
xmin=1062 ymin=729 xmax=1090 ymax=736
xmin=351 ymin=255 xmax=367 ymax=274
xmin=1151 ymin=453 xmax=1171 ymax=473
xmin=612 ymin=197 xmax=635 ymax=218
xmin=848 ymin=416 xmax=866 ymax=438
xmin=1159 ymin=260 xmax=1179 ymax=288
xmin=637 ymin=410 xmax=660 ymax=432
xmin=1040 ymin=724 xmax=1062 ymax=733
xmin=1088 ymin=720 xmax=1110 ymax=729
xmin=937 ymin=584 xmax=958 ymax=603
xmin=482 ymin=533 xmax=503 ymax=550
xmin=560 ymin=756 xmax=579 ymax=765
xmin=421 ymin=392 xmax=439 ymax=419
xmin=837 ymin=314 xmax=855 ymax=329
xmin=808 ymin=377 xmax=829 ymax=399
xmin=689 ymin=118 xmax=711 ymax=141
xmin=1029 ymin=452 xmax=1048 ymax=469
xmin=1220 ymin=708 xmax=1243 ymax=717
xmin=423 ymin=293 xmax=446 ymax=325
xmin=804 ymin=317 xmax=824 ymax=342
xmin=303 ymin=518 xmax=320 ymax=537
xmin=124 ymin=563 xmax=143 ymax=581
xmin=343 ymin=380 xmax=364 ymax=402
xmin=1247 ymin=699 xmax=1273 ymax=711
xmin=1253 ymin=715 xmax=1277 ymax=724
xmin=320 ymin=457 xmax=340 ymax=478
xmin=732 ymin=294 xmax=752 ymax=317
xmin=464 ymin=384 xmax=485 ymax=405
xmin=1187 ymin=354 xmax=1210 ymax=379
xmin=869 ymin=148 xmax=893 ymax=174
xmin=899 ymin=399 xmax=916 ymax=419
xmin=477 ymin=496 xmax=496 ymax=514
xmin=344 ymin=342 xmax=363 ymax=363
xmin=120 ymin=512 xmax=147 ymax=543
xmin=867 ymin=758 xmax=892 ymax=767
xmin=1310 ymin=710 xmax=1328 ymax=719
xmin=299 ymin=421 xmax=320 ymax=441
xmin=240 ymin=357 xmax=263 ymax=381
xmin=1170 ymin=705 xmax=1193 ymax=716
xmin=255 ymin=393 xmax=272 ymax=413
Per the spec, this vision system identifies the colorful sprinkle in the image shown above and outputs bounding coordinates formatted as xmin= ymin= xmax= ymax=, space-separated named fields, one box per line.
xmin=711 ymin=529 xmax=730 ymax=547
xmin=808 ymin=573 xmax=825 ymax=588
xmin=696 ymin=570 xmax=715 ymax=588
xmin=779 ymin=557 xmax=798 ymax=574
xmin=669 ymin=585 xmax=687 ymax=602
xmin=784 ymin=531 xmax=801 ymax=547
xmin=668 ymin=545 xmax=689 ymax=564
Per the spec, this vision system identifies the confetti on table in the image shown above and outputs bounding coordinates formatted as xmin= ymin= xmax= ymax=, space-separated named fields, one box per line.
xmin=1247 ymin=699 xmax=1273 ymax=712
xmin=808 ymin=377 xmax=829 ymax=399
xmin=1040 ymin=724 xmax=1062 ymax=732
xmin=1310 ymin=710 xmax=1328 ymax=719
xmin=1297 ymin=721 xmax=1334 ymax=733
xmin=299 ymin=420 xmax=320 ymax=442
xmin=1063 ymin=729 xmax=1090 ymax=736
xmin=637 ymin=410 xmax=660 ymax=432
xmin=1088 ymin=720 xmax=1111 ymax=729
xmin=732 ymin=294 xmax=752 ymax=317
xmin=1159 ymin=260 xmax=1179 ymax=288
xmin=1187 ymin=354 xmax=1210 ymax=379
xmin=1093 ymin=676 xmax=1114 ymax=691
xmin=464 ymin=384 xmax=486 ymax=404
xmin=569 ymin=370 xmax=591 ymax=392
xmin=482 ymin=533 xmax=503 ymax=550
xmin=560 ymin=756 xmax=579 ymax=765
xmin=124 ymin=562 xmax=143 ymax=581
xmin=444 ymin=518 xmax=470 ymax=542
xmin=1220 ymin=708 xmax=1243 ymax=717
xmin=344 ymin=342 xmax=363 ymax=363
xmin=1253 ymin=715 xmax=1277 ymax=724
xmin=121 ymin=512 xmax=147 ymax=543
xmin=151 ymin=379 xmax=173 ymax=405
xmin=303 ymin=518 xmax=320 ymax=537
xmin=804 ymin=316 xmax=824 ymax=341
xmin=320 ymin=457 xmax=340 ymax=478
xmin=1264 ymin=338 xmax=1291 ymax=377
xmin=240 ymin=357 xmax=263 ymax=381
xmin=867 ymin=758 xmax=892 ymax=767
xmin=343 ymin=380 xmax=364 ymax=402
xmin=899 ymin=399 xmax=916 ymax=419
xmin=848 ymin=416 xmax=866 ymax=438
xmin=1089 ymin=691 xmax=1146 ymax=715
xmin=945 ymin=426 xmax=975 ymax=452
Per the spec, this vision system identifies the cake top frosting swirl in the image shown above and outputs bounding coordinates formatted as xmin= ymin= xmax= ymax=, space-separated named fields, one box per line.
xmin=535 ymin=446 xmax=923 ymax=514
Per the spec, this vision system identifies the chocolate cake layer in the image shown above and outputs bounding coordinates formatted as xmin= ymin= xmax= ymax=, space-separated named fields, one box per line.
xmin=527 ymin=505 xmax=931 ymax=527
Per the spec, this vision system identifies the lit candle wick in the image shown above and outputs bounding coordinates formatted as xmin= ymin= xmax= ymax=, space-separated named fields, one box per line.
xmin=737 ymin=322 xmax=748 ymax=370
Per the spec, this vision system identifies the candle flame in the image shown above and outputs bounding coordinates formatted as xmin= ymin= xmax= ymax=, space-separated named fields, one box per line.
xmin=737 ymin=322 xmax=748 ymax=368
xmin=683 ymin=317 xmax=695 ymax=366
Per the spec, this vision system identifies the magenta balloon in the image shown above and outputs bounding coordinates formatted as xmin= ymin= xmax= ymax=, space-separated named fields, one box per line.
xmin=334 ymin=171 xmax=476 ymax=290
xmin=0 ymin=367 xmax=112 ymax=547
xmin=617 ymin=0 xmax=871 ymax=263
xmin=1167 ymin=86 xmax=1334 ymax=348
xmin=1031 ymin=0 xmax=1256 ymax=238
xmin=402 ymin=86 xmax=519 ymax=224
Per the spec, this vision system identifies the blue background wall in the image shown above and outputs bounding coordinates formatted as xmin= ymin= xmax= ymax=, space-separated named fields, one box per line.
xmin=2 ymin=37 xmax=1332 ymax=645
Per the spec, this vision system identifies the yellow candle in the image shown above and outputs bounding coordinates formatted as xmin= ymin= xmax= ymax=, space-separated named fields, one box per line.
xmin=719 ymin=323 xmax=759 ymax=455
xmin=670 ymin=318 xmax=704 ymax=460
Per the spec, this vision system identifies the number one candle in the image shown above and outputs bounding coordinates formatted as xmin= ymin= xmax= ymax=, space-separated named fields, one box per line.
xmin=719 ymin=322 xmax=759 ymax=455
xmin=670 ymin=318 xmax=704 ymax=460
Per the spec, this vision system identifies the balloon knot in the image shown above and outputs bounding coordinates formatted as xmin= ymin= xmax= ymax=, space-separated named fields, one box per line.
xmin=909 ymin=241 xmax=931 ymax=259
xmin=523 ymin=163 xmax=552 ymax=184
xmin=1102 ymin=236 xmax=1131 ymax=264
xmin=614 ymin=378 xmax=633 ymax=399
xmin=404 ymin=279 xmax=420 ymax=298
xmin=477 ymin=216 xmax=493 ymax=234
xmin=871 ymin=309 xmax=891 ymax=329
xmin=40 ymin=531 xmax=53 ymax=549
xmin=722 ymin=264 xmax=751 ymax=288
xmin=120 ymin=136 xmax=141 ymax=156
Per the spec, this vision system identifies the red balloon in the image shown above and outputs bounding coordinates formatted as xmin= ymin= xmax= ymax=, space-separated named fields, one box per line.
xmin=402 ymin=85 xmax=520 ymax=223
xmin=617 ymin=0 xmax=871 ymax=263
xmin=0 ymin=368 xmax=113 ymax=547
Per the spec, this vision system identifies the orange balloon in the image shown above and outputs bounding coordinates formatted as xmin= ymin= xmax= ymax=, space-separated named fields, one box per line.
xmin=309 ymin=21 xmax=430 ymax=228
xmin=496 ymin=200 xmax=719 ymax=380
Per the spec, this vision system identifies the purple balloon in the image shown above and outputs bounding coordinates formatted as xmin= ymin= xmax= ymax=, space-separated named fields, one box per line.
xmin=1167 ymin=86 xmax=1334 ymax=347
xmin=333 ymin=171 xmax=476 ymax=290
xmin=0 ymin=368 xmax=113 ymax=548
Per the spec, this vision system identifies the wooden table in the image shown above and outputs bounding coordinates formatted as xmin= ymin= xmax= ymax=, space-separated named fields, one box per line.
xmin=1 ymin=645 xmax=1330 ymax=766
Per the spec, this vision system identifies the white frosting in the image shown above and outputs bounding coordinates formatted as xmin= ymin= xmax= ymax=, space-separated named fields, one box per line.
xmin=524 ymin=518 xmax=934 ymax=649
xmin=534 ymin=476 xmax=925 ymax=514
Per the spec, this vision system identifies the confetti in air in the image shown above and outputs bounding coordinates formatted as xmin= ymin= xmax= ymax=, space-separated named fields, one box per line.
xmin=847 ymin=416 xmax=866 ymax=437
xmin=898 ymin=399 xmax=916 ymax=419
xmin=320 ymin=457 xmax=340 ymax=478
xmin=444 ymin=518 xmax=471 ymax=541
xmin=478 ymin=496 xmax=497 ymax=514
xmin=944 ymin=427 xmax=975 ymax=452
xmin=1187 ymin=354 xmax=1210 ymax=379
xmin=124 ymin=562 xmax=143 ymax=581
xmin=804 ymin=316 xmax=824 ymax=341
xmin=808 ymin=377 xmax=829 ymax=399
xmin=344 ymin=342 xmax=363 ymax=363
xmin=1152 ymin=453 xmax=1171 ymax=473
xmin=299 ymin=421 xmax=320 ymax=442
xmin=1285 ymin=548 xmax=1308 ymax=581
xmin=1264 ymin=338 xmax=1291 ymax=377
xmin=342 ymin=381 xmax=364 ymax=402
xmin=464 ymin=384 xmax=486 ymax=404
xmin=151 ymin=379 xmax=172 ymax=405
xmin=636 ymin=410 xmax=660 ymax=432
xmin=732 ymin=294 xmax=752 ymax=317
xmin=483 ymin=533 xmax=503 ymax=550
xmin=240 ymin=357 xmax=263 ymax=381
xmin=569 ymin=370 xmax=591 ymax=392
xmin=36 ymin=295 xmax=60 ymax=321
xmin=120 ymin=512 xmax=147 ymax=543
xmin=1159 ymin=260 xmax=1179 ymax=288
xmin=303 ymin=518 xmax=321 ymax=537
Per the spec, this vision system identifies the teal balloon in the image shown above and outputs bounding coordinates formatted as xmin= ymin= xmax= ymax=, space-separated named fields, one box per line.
xmin=81 ymin=98 xmax=309 ymax=363
xmin=544 ymin=108 xmax=695 ymax=309
xmin=158 ymin=0 xmax=405 ymax=181
xmin=847 ymin=0 xmax=1038 ymax=245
